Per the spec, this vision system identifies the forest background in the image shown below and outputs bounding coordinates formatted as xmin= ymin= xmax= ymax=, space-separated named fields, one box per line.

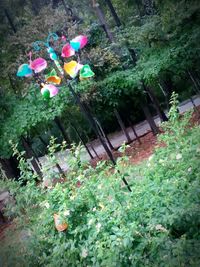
xmin=0 ymin=0 xmax=200 ymax=178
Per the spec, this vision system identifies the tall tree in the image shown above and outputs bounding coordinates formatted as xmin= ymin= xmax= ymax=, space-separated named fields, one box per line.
xmin=104 ymin=0 xmax=121 ymax=27
xmin=4 ymin=9 xmax=16 ymax=33
xmin=92 ymin=0 xmax=114 ymax=42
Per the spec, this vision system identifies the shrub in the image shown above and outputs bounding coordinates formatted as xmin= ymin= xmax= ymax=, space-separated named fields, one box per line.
xmin=0 ymin=98 xmax=200 ymax=267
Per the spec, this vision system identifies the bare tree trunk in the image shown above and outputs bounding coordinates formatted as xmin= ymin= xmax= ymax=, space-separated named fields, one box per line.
xmin=30 ymin=0 xmax=39 ymax=15
xmin=143 ymin=83 xmax=168 ymax=122
xmin=61 ymin=0 xmax=82 ymax=24
xmin=55 ymin=163 xmax=65 ymax=177
xmin=135 ymin=0 xmax=143 ymax=18
xmin=92 ymin=0 xmax=114 ymax=42
xmin=4 ymin=9 xmax=16 ymax=33
xmin=128 ymin=48 xmax=137 ymax=66
xmin=158 ymin=82 xmax=170 ymax=111
xmin=140 ymin=102 xmax=159 ymax=135
xmin=38 ymin=135 xmax=47 ymax=148
xmin=69 ymin=122 xmax=94 ymax=159
xmin=187 ymin=70 xmax=200 ymax=95
xmin=84 ymin=132 xmax=100 ymax=159
xmin=94 ymin=117 xmax=114 ymax=150
xmin=127 ymin=119 xmax=141 ymax=144
xmin=21 ymin=136 xmax=42 ymax=178
xmin=25 ymin=137 xmax=41 ymax=167
xmin=190 ymin=97 xmax=200 ymax=118
xmin=66 ymin=110 xmax=95 ymax=159
xmin=158 ymin=75 xmax=176 ymax=110
xmin=142 ymin=0 xmax=155 ymax=15
xmin=114 ymin=109 xmax=132 ymax=143
xmin=61 ymin=0 xmax=72 ymax=15
xmin=54 ymin=117 xmax=71 ymax=146
xmin=37 ymin=135 xmax=65 ymax=176
xmin=0 ymin=157 xmax=20 ymax=179
xmin=0 ymin=210 xmax=5 ymax=223
xmin=104 ymin=0 xmax=121 ymax=26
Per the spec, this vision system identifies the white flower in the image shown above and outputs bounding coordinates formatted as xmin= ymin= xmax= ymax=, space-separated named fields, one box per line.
xmin=45 ymin=202 xmax=50 ymax=209
xmin=92 ymin=207 xmax=96 ymax=212
xmin=88 ymin=219 xmax=94 ymax=226
xmin=63 ymin=210 xmax=70 ymax=216
xmin=188 ymin=167 xmax=192 ymax=172
xmin=147 ymin=162 xmax=151 ymax=167
xmin=96 ymin=222 xmax=101 ymax=232
xmin=81 ymin=248 xmax=88 ymax=258
xmin=41 ymin=201 xmax=50 ymax=209
xmin=97 ymin=184 xmax=102 ymax=190
xmin=176 ymin=153 xmax=182 ymax=160
xmin=70 ymin=194 xmax=76 ymax=200
xmin=148 ymin=155 xmax=154 ymax=161
xmin=155 ymin=224 xmax=168 ymax=232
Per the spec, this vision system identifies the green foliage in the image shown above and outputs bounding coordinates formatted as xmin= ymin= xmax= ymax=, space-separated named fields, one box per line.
xmin=41 ymin=136 xmax=69 ymax=188
xmin=0 ymin=85 xmax=72 ymax=158
xmin=1 ymin=0 xmax=200 ymax=161
xmin=1 ymin=100 xmax=200 ymax=266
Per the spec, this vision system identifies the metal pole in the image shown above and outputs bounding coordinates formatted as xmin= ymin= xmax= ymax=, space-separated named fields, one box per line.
xmin=67 ymin=80 xmax=132 ymax=192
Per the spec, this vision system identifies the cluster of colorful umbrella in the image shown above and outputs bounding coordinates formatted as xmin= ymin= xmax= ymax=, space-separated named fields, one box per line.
xmin=17 ymin=35 xmax=94 ymax=100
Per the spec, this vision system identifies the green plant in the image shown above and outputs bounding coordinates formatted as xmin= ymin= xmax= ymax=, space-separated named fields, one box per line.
xmin=1 ymin=95 xmax=200 ymax=266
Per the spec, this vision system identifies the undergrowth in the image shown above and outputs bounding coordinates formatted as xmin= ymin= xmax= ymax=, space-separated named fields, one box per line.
xmin=0 ymin=93 xmax=200 ymax=267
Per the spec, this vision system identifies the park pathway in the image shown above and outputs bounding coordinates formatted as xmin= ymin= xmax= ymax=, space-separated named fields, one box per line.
xmin=39 ymin=96 xmax=200 ymax=171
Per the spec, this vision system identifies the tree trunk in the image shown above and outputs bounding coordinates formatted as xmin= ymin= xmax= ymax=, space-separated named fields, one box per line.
xmin=190 ymin=97 xmax=200 ymax=118
xmin=92 ymin=0 xmax=114 ymax=42
xmin=60 ymin=0 xmax=82 ymax=24
xmin=143 ymin=83 xmax=168 ymax=122
xmin=135 ymin=0 xmax=143 ymax=18
xmin=69 ymin=122 xmax=94 ymax=159
xmin=84 ymin=132 xmax=100 ymax=159
xmin=0 ymin=210 xmax=5 ymax=223
xmin=127 ymin=119 xmax=141 ymax=144
xmin=54 ymin=117 xmax=71 ymax=146
xmin=94 ymin=117 xmax=114 ymax=150
xmin=38 ymin=135 xmax=64 ymax=176
xmin=159 ymin=75 xmax=175 ymax=110
xmin=30 ymin=0 xmax=39 ymax=15
xmin=0 ymin=157 xmax=20 ymax=179
xmin=38 ymin=135 xmax=48 ymax=148
xmin=158 ymin=82 xmax=170 ymax=111
xmin=66 ymin=110 xmax=95 ymax=159
xmin=21 ymin=137 xmax=42 ymax=178
xmin=68 ymin=81 xmax=132 ymax=192
xmin=26 ymin=137 xmax=42 ymax=166
xmin=104 ymin=0 xmax=121 ymax=26
xmin=140 ymin=101 xmax=159 ymax=135
xmin=128 ymin=48 xmax=137 ymax=66
xmin=4 ymin=9 xmax=16 ymax=33
xmin=114 ymin=109 xmax=132 ymax=143
xmin=187 ymin=70 xmax=200 ymax=95
xmin=142 ymin=0 xmax=155 ymax=15
xmin=55 ymin=163 xmax=65 ymax=177
xmin=61 ymin=0 xmax=72 ymax=15
xmin=68 ymin=83 xmax=114 ymax=161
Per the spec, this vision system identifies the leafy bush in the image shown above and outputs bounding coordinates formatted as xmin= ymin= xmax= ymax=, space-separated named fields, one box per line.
xmin=0 ymin=98 xmax=200 ymax=266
